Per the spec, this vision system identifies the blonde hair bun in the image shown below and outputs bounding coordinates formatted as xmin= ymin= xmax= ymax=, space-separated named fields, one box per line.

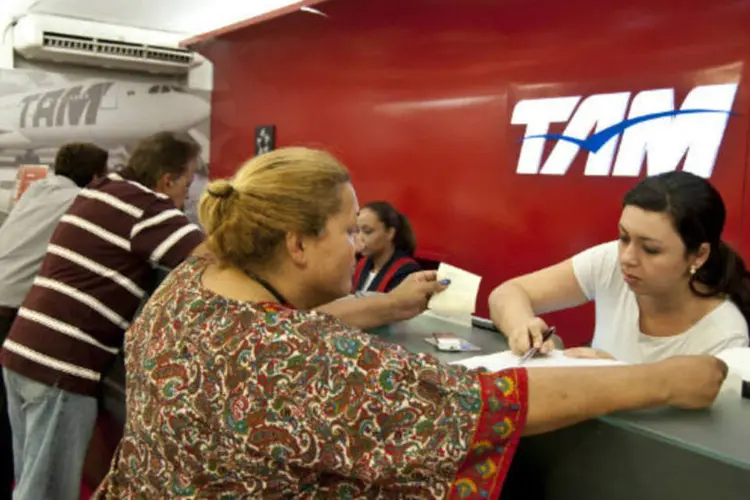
xmin=207 ymin=179 xmax=235 ymax=198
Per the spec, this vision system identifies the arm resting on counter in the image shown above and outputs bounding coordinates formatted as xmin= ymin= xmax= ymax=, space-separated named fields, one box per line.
xmin=524 ymin=364 xmax=671 ymax=436
xmin=317 ymin=293 xmax=405 ymax=330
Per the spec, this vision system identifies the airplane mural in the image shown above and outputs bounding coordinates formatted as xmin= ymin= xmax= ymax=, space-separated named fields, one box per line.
xmin=0 ymin=79 xmax=211 ymax=163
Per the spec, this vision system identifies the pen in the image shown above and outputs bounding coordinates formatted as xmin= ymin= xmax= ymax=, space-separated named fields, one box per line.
xmin=518 ymin=326 xmax=556 ymax=365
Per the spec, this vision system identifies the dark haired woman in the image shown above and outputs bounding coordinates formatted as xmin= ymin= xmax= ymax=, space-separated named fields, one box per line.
xmin=353 ymin=201 xmax=421 ymax=293
xmin=490 ymin=171 xmax=750 ymax=362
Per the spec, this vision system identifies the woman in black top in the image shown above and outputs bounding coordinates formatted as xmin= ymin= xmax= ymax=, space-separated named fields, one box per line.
xmin=353 ymin=201 xmax=421 ymax=293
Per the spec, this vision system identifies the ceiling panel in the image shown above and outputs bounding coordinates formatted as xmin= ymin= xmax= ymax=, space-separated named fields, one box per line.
xmin=1 ymin=0 xmax=304 ymax=36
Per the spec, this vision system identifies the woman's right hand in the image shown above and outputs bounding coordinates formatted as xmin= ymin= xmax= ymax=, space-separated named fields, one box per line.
xmin=389 ymin=271 xmax=450 ymax=320
xmin=507 ymin=317 xmax=556 ymax=355
xmin=657 ymin=356 xmax=728 ymax=409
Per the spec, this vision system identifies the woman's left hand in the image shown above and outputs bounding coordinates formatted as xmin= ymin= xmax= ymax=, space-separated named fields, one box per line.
xmin=563 ymin=347 xmax=616 ymax=360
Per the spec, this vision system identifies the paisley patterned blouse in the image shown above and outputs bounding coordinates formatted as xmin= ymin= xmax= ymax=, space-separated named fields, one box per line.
xmin=94 ymin=257 xmax=528 ymax=499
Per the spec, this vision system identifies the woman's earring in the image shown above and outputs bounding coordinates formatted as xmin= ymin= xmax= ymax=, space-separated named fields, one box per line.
xmin=689 ymin=266 xmax=697 ymax=276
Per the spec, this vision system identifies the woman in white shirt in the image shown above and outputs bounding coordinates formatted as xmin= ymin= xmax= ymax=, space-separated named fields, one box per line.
xmin=489 ymin=171 xmax=750 ymax=363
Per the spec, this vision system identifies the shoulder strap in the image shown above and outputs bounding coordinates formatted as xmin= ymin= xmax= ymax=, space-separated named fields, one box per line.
xmin=351 ymin=258 xmax=368 ymax=292
xmin=376 ymin=257 xmax=418 ymax=293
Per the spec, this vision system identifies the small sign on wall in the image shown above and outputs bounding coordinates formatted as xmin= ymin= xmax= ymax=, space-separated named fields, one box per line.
xmin=14 ymin=164 xmax=49 ymax=201
xmin=255 ymin=125 xmax=276 ymax=156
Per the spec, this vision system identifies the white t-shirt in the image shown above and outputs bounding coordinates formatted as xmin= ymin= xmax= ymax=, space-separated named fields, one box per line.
xmin=571 ymin=241 xmax=749 ymax=363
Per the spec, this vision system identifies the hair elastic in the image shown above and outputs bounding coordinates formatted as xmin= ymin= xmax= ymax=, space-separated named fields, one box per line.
xmin=208 ymin=184 xmax=235 ymax=199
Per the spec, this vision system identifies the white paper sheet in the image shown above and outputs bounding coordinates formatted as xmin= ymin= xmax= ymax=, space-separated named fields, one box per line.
xmin=428 ymin=263 xmax=482 ymax=315
xmin=451 ymin=349 xmax=626 ymax=371
xmin=716 ymin=347 xmax=750 ymax=397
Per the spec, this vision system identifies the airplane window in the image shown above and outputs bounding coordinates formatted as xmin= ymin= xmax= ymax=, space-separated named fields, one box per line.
xmin=148 ymin=85 xmax=159 ymax=94
xmin=127 ymin=90 xmax=135 ymax=96
xmin=161 ymin=85 xmax=171 ymax=93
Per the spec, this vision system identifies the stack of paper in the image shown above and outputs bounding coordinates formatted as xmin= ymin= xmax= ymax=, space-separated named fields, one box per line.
xmin=451 ymin=350 xmax=626 ymax=371
xmin=428 ymin=263 xmax=482 ymax=325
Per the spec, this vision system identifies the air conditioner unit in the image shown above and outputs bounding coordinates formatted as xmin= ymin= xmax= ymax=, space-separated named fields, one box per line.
xmin=12 ymin=14 xmax=204 ymax=75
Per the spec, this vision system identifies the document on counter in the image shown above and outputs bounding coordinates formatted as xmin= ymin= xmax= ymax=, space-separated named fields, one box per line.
xmin=428 ymin=263 xmax=482 ymax=316
xmin=451 ymin=350 xmax=626 ymax=371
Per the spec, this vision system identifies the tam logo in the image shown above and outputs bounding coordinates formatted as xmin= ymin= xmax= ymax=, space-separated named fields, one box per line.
xmin=512 ymin=83 xmax=738 ymax=178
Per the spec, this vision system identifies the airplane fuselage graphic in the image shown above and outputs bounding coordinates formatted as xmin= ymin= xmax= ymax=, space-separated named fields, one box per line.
xmin=0 ymin=79 xmax=210 ymax=151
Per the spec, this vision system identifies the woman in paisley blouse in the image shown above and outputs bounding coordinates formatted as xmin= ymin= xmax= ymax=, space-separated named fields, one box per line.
xmin=95 ymin=147 xmax=726 ymax=499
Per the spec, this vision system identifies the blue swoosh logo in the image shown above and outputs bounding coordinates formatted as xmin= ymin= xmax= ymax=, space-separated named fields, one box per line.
xmin=521 ymin=109 xmax=733 ymax=153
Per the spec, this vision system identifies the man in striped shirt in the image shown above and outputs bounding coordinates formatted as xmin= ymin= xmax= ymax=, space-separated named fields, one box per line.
xmin=1 ymin=132 xmax=206 ymax=500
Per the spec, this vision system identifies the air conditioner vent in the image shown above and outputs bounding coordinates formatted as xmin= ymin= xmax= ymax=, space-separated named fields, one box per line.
xmin=41 ymin=31 xmax=194 ymax=65
xmin=13 ymin=15 xmax=204 ymax=75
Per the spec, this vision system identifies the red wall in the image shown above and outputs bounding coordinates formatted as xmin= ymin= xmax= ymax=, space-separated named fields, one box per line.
xmin=200 ymin=0 xmax=750 ymax=346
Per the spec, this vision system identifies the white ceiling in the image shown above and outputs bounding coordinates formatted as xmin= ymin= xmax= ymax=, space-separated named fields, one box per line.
xmin=0 ymin=0 xmax=304 ymax=36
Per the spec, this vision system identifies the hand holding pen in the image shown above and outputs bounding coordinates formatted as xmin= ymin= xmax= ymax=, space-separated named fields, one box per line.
xmin=518 ymin=326 xmax=557 ymax=364
xmin=508 ymin=317 xmax=556 ymax=356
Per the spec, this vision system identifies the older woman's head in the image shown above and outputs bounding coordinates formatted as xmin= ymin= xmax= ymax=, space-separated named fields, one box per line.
xmin=198 ymin=147 xmax=358 ymax=307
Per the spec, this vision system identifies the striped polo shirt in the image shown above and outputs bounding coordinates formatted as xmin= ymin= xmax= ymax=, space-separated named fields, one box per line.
xmin=0 ymin=172 xmax=205 ymax=396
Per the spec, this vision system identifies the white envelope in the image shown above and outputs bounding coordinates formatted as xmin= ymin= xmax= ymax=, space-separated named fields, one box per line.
xmin=428 ymin=262 xmax=482 ymax=315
